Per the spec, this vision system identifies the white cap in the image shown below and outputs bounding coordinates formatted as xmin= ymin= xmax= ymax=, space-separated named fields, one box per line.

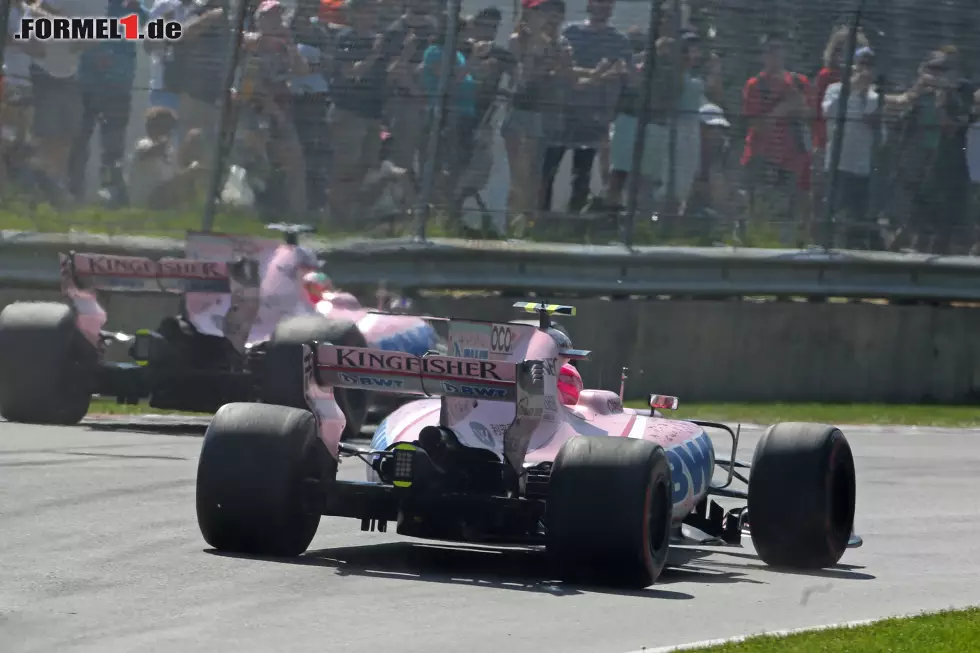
xmin=700 ymin=103 xmax=730 ymax=128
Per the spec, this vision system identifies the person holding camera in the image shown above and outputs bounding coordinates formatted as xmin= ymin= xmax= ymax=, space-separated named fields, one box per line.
xmin=883 ymin=49 xmax=973 ymax=253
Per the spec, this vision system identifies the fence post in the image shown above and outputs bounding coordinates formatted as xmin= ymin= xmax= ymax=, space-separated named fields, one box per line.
xmin=664 ymin=0 xmax=682 ymax=221
xmin=0 ymin=5 xmax=9 ymax=82
xmin=622 ymin=0 xmax=664 ymax=249
xmin=822 ymin=3 xmax=865 ymax=249
xmin=201 ymin=0 xmax=253 ymax=233
xmin=412 ymin=0 xmax=463 ymax=242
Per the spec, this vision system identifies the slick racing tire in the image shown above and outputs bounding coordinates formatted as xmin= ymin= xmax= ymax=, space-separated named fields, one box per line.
xmin=747 ymin=422 xmax=856 ymax=570
xmin=263 ymin=315 xmax=368 ymax=441
xmin=0 ymin=301 xmax=96 ymax=425
xmin=196 ymin=403 xmax=336 ymax=557
xmin=547 ymin=436 xmax=673 ymax=588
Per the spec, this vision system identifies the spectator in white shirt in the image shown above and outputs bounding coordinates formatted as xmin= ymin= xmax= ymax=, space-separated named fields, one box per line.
xmin=821 ymin=47 xmax=882 ymax=249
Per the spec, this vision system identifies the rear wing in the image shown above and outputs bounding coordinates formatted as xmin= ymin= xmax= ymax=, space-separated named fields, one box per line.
xmin=59 ymin=251 xmax=261 ymax=354
xmin=59 ymin=251 xmax=260 ymax=294
xmin=316 ymin=344 xmax=522 ymax=401
xmin=311 ymin=344 xmax=548 ymax=480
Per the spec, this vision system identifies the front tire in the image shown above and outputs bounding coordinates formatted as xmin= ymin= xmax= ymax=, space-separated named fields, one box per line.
xmin=747 ymin=422 xmax=856 ymax=569
xmin=196 ymin=403 xmax=334 ymax=557
xmin=547 ymin=436 xmax=673 ymax=588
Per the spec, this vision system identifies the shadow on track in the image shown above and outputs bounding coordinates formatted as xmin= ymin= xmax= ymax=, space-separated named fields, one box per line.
xmin=207 ymin=541 xmax=696 ymax=600
xmin=674 ymin=546 xmax=876 ymax=581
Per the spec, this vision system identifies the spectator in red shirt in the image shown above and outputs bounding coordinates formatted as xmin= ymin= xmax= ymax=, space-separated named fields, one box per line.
xmin=740 ymin=32 xmax=815 ymax=238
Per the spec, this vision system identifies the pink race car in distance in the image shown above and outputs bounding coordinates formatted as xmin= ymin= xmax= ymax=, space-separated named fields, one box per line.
xmin=195 ymin=303 xmax=861 ymax=588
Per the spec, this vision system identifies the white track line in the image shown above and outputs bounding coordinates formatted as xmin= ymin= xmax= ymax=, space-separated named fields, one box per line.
xmin=622 ymin=615 xmax=912 ymax=653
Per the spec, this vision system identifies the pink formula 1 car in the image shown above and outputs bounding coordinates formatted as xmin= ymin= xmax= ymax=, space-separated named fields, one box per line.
xmin=195 ymin=302 xmax=862 ymax=588
xmin=0 ymin=224 xmax=438 ymax=438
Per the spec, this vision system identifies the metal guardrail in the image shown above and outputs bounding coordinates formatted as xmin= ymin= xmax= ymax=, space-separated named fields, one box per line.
xmin=4 ymin=231 xmax=980 ymax=301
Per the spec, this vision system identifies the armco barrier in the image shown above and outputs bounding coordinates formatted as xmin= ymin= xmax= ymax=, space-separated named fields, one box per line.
xmin=5 ymin=231 xmax=980 ymax=300
xmin=1 ymin=231 xmax=979 ymax=403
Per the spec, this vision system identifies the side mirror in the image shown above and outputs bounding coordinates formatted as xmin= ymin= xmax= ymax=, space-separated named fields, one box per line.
xmin=649 ymin=394 xmax=679 ymax=411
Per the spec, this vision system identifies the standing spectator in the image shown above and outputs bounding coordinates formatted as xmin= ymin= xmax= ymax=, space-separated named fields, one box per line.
xmin=241 ymin=0 xmax=310 ymax=215
xmin=540 ymin=0 xmax=630 ymax=214
xmin=811 ymin=26 xmax=870 ymax=216
xmin=602 ymin=27 xmax=659 ymax=211
xmin=813 ymin=26 xmax=870 ymax=156
xmin=291 ymin=0 xmax=341 ymax=211
xmin=740 ymin=31 xmax=815 ymax=240
xmin=668 ymin=30 xmax=705 ymax=217
xmin=69 ymin=0 xmax=148 ymax=204
xmin=421 ymin=19 xmax=480 ymax=172
xmin=967 ymin=88 xmax=980 ymax=255
xmin=380 ymin=0 xmax=439 ymax=172
xmin=460 ymin=7 xmax=509 ymax=124
xmin=168 ymin=0 xmax=234 ymax=170
xmin=501 ymin=0 xmax=571 ymax=224
xmin=328 ymin=0 xmax=388 ymax=222
xmin=821 ymin=47 xmax=881 ymax=249
xmin=2 ymin=0 xmax=41 ymax=189
xmin=26 ymin=0 xmax=107 ymax=203
xmin=882 ymin=49 xmax=973 ymax=253
xmin=144 ymin=0 xmax=195 ymax=113
xmin=930 ymin=46 xmax=973 ymax=254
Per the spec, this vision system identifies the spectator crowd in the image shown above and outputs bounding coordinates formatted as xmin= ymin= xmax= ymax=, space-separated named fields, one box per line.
xmin=2 ymin=0 xmax=980 ymax=254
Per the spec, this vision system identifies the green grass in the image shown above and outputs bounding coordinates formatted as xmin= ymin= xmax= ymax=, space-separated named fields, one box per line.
xmin=88 ymin=398 xmax=209 ymax=416
xmin=683 ymin=608 xmax=980 ymax=652
xmin=0 ymin=201 xmax=272 ymax=238
xmin=625 ymin=401 xmax=980 ymax=427
xmin=0 ymin=199 xmax=787 ymax=248
xmin=89 ymin=398 xmax=980 ymax=428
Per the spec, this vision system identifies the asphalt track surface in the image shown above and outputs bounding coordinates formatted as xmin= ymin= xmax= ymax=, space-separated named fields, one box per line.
xmin=3 ymin=419 xmax=980 ymax=653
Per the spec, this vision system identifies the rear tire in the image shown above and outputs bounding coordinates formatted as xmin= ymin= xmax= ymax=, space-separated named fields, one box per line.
xmin=196 ymin=403 xmax=334 ymax=556
xmin=262 ymin=315 xmax=368 ymax=440
xmin=0 ymin=301 xmax=96 ymax=425
xmin=747 ymin=422 xmax=856 ymax=569
xmin=547 ymin=436 xmax=672 ymax=588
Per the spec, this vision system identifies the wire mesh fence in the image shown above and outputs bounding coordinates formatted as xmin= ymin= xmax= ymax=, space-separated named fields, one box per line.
xmin=2 ymin=0 xmax=980 ymax=253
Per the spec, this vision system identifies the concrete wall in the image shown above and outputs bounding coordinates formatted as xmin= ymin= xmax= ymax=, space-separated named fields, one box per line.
xmin=4 ymin=289 xmax=979 ymax=403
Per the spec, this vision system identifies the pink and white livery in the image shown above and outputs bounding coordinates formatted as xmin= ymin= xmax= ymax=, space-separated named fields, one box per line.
xmin=195 ymin=302 xmax=862 ymax=589
xmin=0 ymin=223 xmax=437 ymax=430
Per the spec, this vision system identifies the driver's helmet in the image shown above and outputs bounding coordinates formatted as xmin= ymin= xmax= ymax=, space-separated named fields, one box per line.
xmin=302 ymin=270 xmax=332 ymax=304
xmin=557 ymin=362 xmax=583 ymax=405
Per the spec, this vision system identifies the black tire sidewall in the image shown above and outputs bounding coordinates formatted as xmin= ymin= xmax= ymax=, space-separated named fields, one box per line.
xmin=748 ymin=422 xmax=856 ymax=569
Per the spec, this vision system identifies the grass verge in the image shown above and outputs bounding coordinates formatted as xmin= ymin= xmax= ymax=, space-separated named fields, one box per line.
xmin=624 ymin=401 xmax=980 ymax=427
xmin=0 ymin=200 xmax=787 ymax=247
xmin=90 ymin=398 xmax=980 ymax=428
xmin=682 ymin=607 xmax=980 ymax=652
xmin=88 ymin=398 xmax=209 ymax=417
